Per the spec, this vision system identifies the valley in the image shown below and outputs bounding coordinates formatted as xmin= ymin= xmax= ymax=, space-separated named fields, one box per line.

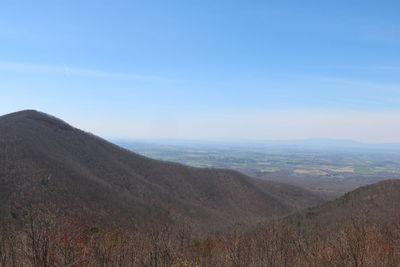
xmin=0 ymin=110 xmax=399 ymax=266
xmin=116 ymin=140 xmax=400 ymax=199
xmin=3 ymin=1 xmax=400 ymax=265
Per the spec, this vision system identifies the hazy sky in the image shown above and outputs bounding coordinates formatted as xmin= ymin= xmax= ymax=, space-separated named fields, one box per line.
xmin=1 ymin=1 xmax=400 ymax=143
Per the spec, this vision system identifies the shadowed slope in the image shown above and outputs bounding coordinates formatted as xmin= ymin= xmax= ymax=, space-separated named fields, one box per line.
xmin=288 ymin=179 xmax=400 ymax=226
xmin=0 ymin=110 xmax=323 ymax=232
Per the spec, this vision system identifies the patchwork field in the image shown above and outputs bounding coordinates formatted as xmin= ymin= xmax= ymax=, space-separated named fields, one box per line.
xmin=116 ymin=140 xmax=400 ymax=199
xmin=117 ymin=141 xmax=400 ymax=177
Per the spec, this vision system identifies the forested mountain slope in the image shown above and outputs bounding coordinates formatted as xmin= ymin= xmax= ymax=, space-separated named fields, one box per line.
xmin=0 ymin=110 xmax=323 ymax=232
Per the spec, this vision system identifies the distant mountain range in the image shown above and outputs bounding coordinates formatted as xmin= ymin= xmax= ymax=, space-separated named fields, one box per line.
xmin=114 ymin=138 xmax=400 ymax=152
xmin=1 ymin=110 xmax=399 ymax=266
xmin=262 ymin=138 xmax=400 ymax=151
xmin=0 ymin=110 xmax=323 ymax=233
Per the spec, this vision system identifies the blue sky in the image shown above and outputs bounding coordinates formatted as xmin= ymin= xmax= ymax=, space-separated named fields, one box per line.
xmin=1 ymin=1 xmax=400 ymax=142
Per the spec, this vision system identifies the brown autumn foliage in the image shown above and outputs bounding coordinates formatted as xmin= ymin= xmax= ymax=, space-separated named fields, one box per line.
xmin=0 ymin=110 xmax=322 ymax=233
xmin=1 ymin=209 xmax=399 ymax=267
xmin=1 ymin=110 xmax=400 ymax=266
xmin=0 ymin=179 xmax=395 ymax=267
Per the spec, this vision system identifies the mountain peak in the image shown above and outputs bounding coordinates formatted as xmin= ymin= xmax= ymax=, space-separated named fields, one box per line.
xmin=1 ymin=109 xmax=74 ymax=131
xmin=5 ymin=109 xmax=42 ymax=117
xmin=0 ymin=110 xmax=323 ymax=231
xmin=6 ymin=109 xmax=59 ymax=117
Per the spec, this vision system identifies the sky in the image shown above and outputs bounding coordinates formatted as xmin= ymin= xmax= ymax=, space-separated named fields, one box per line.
xmin=1 ymin=0 xmax=400 ymax=143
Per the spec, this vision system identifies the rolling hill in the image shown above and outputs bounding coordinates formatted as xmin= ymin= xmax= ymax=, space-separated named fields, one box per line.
xmin=0 ymin=110 xmax=323 ymax=232
xmin=287 ymin=179 xmax=400 ymax=226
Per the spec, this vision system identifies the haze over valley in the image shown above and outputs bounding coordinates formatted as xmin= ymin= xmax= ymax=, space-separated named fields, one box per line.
xmin=116 ymin=139 xmax=400 ymax=199
xmin=1 ymin=1 xmax=400 ymax=266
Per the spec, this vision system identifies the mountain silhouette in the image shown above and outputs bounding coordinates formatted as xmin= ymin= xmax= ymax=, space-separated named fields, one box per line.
xmin=0 ymin=110 xmax=323 ymax=232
